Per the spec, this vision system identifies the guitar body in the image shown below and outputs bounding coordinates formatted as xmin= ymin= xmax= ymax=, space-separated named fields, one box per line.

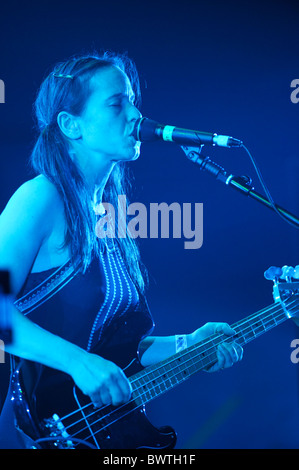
xmin=11 ymin=309 xmax=177 ymax=449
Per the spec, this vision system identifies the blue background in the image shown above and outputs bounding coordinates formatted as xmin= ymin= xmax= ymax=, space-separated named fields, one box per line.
xmin=0 ymin=0 xmax=299 ymax=449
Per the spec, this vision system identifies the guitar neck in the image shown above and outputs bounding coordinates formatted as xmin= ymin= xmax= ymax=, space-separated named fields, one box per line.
xmin=131 ymin=300 xmax=296 ymax=407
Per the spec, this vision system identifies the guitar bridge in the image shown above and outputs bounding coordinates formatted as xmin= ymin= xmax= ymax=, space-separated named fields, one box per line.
xmin=42 ymin=413 xmax=75 ymax=449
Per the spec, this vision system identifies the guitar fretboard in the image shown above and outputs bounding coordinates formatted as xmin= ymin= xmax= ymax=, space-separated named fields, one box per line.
xmin=130 ymin=298 xmax=298 ymax=407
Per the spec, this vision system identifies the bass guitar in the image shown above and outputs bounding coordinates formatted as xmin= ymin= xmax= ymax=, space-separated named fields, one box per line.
xmin=11 ymin=265 xmax=299 ymax=449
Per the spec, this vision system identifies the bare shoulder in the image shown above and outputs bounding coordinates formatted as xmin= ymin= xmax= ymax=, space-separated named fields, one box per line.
xmin=0 ymin=175 xmax=64 ymax=294
xmin=5 ymin=175 xmax=63 ymax=222
xmin=9 ymin=174 xmax=62 ymax=209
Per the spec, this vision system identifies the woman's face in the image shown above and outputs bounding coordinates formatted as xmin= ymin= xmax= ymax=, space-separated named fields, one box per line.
xmin=76 ymin=65 xmax=141 ymax=163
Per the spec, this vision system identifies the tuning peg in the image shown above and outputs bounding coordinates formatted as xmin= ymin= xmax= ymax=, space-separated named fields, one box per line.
xmin=264 ymin=266 xmax=283 ymax=280
xmin=294 ymin=266 xmax=299 ymax=279
xmin=280 ymin=265 xmax=295 ymax=280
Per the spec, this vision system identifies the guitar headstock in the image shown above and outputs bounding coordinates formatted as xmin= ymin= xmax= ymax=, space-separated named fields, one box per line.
xmin=264 ymin=265 xmax=299 ymax=320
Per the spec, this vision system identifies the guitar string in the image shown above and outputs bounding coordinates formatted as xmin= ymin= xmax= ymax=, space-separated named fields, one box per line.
xmin=33 ymin=298 xmax=289 ymax=452
xmin=60 ymin=299 xmax=297 ymax=431
xmin=56 ymin=300 xmax=283 ymax=425
xmin=33 ymin=300 xmax=298 ymax=449
xmin=59 ymin=300 xmax=297 ymax=442
xmin=70 ymin=303 xmax=297 ymax=446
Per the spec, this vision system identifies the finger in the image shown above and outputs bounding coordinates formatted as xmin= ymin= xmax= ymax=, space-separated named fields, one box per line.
xmin=91 ymin=397 xmax=103 ymax=408
xmin=232 ymin=342 xmax=243 ymax=361
xmin=215 ymin=323 xmax=236 ymax=337
xmin=99 ymin=385 xmax=112 ymax=406
xmin=91 ymin=386 xmax=110 ymax=408
xmin=230 ymin=342 xmax=243 ymax=362
xmin=216 ymin=343 xmax=232 ymax=369
xmin=116 ymin=371 xmax=132 ymax=402
xmin=108 ymin=383 xmax=126 ymax=407
xmin=108 ymin=377 xmax=131 ymax=407
xmin=216 ymin=344 xmax=227 ymax=369
xmin=106 ymin=370 xmax=132 ymax=406
xmin=220 ymin=342 xmax=241 ymax=365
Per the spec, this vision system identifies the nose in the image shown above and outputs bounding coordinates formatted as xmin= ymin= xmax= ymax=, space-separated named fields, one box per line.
xmin=127 ymin=101 xmax=142 ymax=122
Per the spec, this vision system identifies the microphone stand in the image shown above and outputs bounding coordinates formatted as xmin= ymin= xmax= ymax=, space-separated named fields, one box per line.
xmin=181 ymin=145 xmax=299 ymax=228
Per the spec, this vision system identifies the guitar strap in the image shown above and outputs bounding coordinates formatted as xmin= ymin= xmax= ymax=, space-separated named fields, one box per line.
xmin=14 ymin=257 xmax=82 ymax=315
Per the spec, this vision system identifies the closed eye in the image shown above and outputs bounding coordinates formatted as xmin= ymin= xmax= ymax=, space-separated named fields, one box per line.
xmin=107 ymin=93 xmax=135 ymax=107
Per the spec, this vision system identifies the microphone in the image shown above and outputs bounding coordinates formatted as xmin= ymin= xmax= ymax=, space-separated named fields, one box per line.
xmin=132 ymin=117 xmax=243 ymax=148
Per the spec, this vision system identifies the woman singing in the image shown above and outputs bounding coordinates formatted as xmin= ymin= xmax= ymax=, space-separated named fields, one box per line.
xmin=0 ymin=51 xmax=243 ymax=448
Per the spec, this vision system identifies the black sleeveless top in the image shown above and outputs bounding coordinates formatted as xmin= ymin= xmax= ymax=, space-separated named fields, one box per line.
xmin=14 ymin=243 xmax=150 ymax=351
xmin=0 ymin=243 xmax=154 ymax=449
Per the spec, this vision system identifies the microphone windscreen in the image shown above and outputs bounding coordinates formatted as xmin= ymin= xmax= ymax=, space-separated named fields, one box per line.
xmin=133 ymin=118 xmax=159 ymax=142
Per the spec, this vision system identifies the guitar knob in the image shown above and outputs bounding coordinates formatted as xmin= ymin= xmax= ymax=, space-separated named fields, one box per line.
xmin=264 ymin=266 xmax=283 ymax=280
xmin=280 ymin=265 xmax=295 ymax=280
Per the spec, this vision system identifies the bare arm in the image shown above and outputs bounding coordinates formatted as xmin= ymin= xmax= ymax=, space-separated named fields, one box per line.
xmin=2 ymin=306 xmax=131 ymax=406
xmin=139 ymin=323 xmax=243 ymax=372
xmin=0 ymin=177 xmax=131 ymax=407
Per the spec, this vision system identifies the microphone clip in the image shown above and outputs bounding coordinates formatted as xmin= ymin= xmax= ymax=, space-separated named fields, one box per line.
xmin=181 ymin=146 xmax=228 ymax=184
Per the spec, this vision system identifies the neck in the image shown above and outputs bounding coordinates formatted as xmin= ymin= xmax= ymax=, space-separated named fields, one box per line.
xmin=69 ymin=147 xmax=116 ymax=201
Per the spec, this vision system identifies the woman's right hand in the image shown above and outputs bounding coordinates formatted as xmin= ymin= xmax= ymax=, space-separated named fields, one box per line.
xmin=6 ymin=306 xmax=132 ymax=410
xmin=69 ymin=351 xmax=132 ymax=408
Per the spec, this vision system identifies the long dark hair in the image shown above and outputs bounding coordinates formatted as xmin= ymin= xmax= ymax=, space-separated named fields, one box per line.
xmin=30 ymin=51 xmax=147 ymax=292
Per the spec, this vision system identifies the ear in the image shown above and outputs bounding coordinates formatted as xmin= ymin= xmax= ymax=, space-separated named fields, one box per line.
xmin=57 ymin=111 xmax=81 ymax=140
